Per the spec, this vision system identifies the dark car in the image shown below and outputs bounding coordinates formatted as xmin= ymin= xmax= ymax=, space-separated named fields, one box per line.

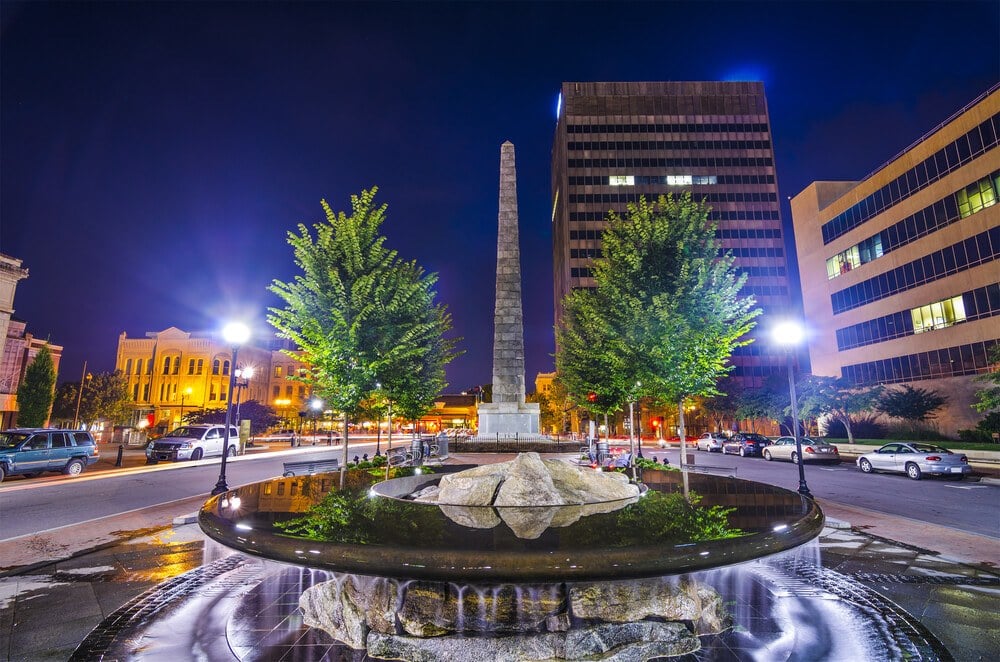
xmin=722 ymin=432 xmax=771 ymax=457
xmin=0 ymin=429 xmax=100 ymax=482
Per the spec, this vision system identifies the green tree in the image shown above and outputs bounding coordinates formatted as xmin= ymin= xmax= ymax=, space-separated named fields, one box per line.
xmin=50 ymin=381 xmax=81 ymax=423
xmin=76 ymin=371 xmax=133 ymax=428
xmin=558 ymin=194 xmax=760 ymax=458
xmin=16 ymin=346 xmax=56 ymax=427
xmin=797 ymin=375 xmax=883 ymax=444
xmin=877 ymin=384 xmax=947 ymax=422
xmin=268 ymin=188 xmax=460 ymax=483
xmin=972 ymin=344 xmax=1000 ymax=413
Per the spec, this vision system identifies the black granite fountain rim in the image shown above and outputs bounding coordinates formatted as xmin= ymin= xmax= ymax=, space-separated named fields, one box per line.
xmin=198 ymin=472 xmax=825 ymax=582
xmin=369 ymin=472 xmax=648 ymax=507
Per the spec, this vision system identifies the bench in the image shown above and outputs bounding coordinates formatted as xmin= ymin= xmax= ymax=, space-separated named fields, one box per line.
xmin=282 ymin=458 xmax=340 ymax=477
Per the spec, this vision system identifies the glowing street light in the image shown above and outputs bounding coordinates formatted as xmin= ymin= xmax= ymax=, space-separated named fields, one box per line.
xmin=773 ymin=320 xmax=811 ymax=497
xmin=212 ymin=322 xmax=250 ymax=496
xmin=234 ymin=365 xmax=254 ymax=423
xmin=179 ymin=386 xmax=193 ymax=427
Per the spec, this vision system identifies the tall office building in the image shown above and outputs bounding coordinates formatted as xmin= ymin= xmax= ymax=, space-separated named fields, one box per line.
xmin=790 ymin=86 xmax=999 ymax=436
xmin=551 ymin=81 xmax=793 ymax=387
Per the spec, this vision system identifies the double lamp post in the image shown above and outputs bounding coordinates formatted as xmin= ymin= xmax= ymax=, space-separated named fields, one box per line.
xmin=212 ymin=321 xmax=250 ymax=496
xmin=772 ymin=320 xmax=811 ymax=498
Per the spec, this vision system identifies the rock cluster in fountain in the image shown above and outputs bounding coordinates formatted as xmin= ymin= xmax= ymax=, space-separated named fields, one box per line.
xmin=408 ymin=452 xmax=641 ymax=539
xmin=300 ymin=572 xmax=730 ymax=660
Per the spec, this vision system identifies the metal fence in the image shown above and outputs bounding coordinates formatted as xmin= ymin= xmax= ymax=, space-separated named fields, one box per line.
xmin=448 ymin=434 xmax=577 ymax=454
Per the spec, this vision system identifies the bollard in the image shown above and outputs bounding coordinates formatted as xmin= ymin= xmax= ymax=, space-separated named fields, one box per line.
xmin=115 ymin=444 xmax=124 ymax=467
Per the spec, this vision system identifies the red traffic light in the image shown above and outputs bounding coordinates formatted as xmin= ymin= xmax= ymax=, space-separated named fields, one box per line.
xmin=587 ymin=391 xmax=597 ymax=403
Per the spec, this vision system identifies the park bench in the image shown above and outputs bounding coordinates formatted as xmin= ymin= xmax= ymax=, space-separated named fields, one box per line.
xmin=282 ymin=457 xmax=340 ymax=477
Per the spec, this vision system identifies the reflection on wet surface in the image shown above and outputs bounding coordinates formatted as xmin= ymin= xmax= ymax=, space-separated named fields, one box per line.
xmin=200 ymin=467 xmax=823 ymax=581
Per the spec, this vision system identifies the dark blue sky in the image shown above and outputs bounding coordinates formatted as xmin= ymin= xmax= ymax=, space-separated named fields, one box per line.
xmin=2 ymin=1 xmax=997 ymax=390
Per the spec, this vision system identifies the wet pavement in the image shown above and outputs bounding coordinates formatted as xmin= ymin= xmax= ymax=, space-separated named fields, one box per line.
xmin=0 ymin=453 xmax=998 ymax=661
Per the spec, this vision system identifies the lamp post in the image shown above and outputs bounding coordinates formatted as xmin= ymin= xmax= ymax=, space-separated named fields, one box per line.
xmin=179 ymin=387 xmax=192 ymax=427
xmin=773 ymin=320 xmax=811 ymax=497
xmin=212 ymin=322 xmax=250 ymax=496
xmin=310 ymin=398 xmax=323 ymax=439
xmin=375 ymin=382 xmax=383 ymax=457
xmin=234 ymin=366 xmax=254 ymax=423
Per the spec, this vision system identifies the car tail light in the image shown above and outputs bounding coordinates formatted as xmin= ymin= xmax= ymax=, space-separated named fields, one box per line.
xmin=805 ymin=446 xmax=815 ymax=454
xmin=93 ymin=447 xmax=100 ymax=456
xmin=925 ymin=455 xmax=941 ymax=461
xmin=832 ymin=446 xmax=839 ymax=453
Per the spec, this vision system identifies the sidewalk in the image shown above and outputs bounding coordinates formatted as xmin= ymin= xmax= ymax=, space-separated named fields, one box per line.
xmin=1 ymin=452 xmax=997 ymax=661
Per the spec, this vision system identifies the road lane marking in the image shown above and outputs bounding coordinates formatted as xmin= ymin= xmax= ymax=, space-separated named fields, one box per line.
xmin=944 ymin=485 xmax=989 ymax=490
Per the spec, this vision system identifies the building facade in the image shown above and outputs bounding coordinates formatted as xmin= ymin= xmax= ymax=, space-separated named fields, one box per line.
xmin=790 ymin=85 xmax=999 ymax=436
xmin=115 ymin=327 xmax=274 ymax=432
xmin=551 ymin=81 xmax=794 ymax=387
xmin=0 ymin=254 xmax=63 ymax=428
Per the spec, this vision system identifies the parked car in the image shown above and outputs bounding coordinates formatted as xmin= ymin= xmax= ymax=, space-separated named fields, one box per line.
xmin=763 ymin=436 xmax=840 ymax=464
xmin=146 ymin=424 xmax=239 ymax=462
xmin=696 ymin=432 xmax=727 ymax=452
xmin=722 ymin=432 xmax=771 ymax=457
xmin=856 ymin=442 xmax=970 ymax=480
xmin=0 ymin=429 xmax=99 ymax=482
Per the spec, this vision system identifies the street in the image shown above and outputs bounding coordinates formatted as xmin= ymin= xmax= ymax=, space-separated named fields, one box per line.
xmin=0 ymin=441 xmax=997 ymax=542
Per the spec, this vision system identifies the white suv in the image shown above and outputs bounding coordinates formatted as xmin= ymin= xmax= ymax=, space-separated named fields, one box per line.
xmin=146 ymin=424 xmax=239 ymax=462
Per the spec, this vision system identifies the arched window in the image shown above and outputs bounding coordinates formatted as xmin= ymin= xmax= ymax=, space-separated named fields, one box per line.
xmin=223 ymin=360 xmax=231 ymax=376
xmin=163 ymin=357 xmax=171 ymax=375
xmin=212 ymin=359 xmax=221 ymax=375
xmin=172 ymin=357 xmax=180 ymax=375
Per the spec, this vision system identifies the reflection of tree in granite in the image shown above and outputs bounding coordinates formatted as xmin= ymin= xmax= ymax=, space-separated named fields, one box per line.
xmin=276 ymin=477 xmax=446 ymax=545
xmin=561 ymin=491 xmax=744 ymax=548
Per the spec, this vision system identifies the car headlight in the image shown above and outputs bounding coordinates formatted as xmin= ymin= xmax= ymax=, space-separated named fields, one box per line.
xmin=180 ymin=442 xmax=193 ymax=448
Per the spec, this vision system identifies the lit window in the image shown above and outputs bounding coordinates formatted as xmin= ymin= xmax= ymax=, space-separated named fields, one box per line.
xmin=666 ymin=175 xmax=693 ymax=186
xmin=911 ymin=295 xmax=966 ymax=333
xmin=692 ymin=175 xmax=718 ymax=185
xmin=609 ymin=175 xmax=634 ymax=186
xmin=274 ymin=366 xmax=283 ymax=378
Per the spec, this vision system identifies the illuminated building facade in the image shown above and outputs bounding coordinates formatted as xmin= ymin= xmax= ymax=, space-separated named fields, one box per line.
xmin=115 ymin=327 xmax=273 ymax=431
xmin=790 ymin=85 xmax=999 ymax=436
xmin=551 ymin=81 xmax=794 ymax=387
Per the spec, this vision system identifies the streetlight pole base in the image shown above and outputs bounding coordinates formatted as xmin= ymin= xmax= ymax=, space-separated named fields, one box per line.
xmin=211 ymin=479 xmax=229 ymax=496
xmin=797 ymin=482 xmax=812 ymax=498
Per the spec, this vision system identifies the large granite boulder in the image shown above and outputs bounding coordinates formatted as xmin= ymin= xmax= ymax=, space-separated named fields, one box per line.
xmin=367 ymin=620 xmax=698 ymax=661
xmin=299 ymin=574 xmax=400 ymax=649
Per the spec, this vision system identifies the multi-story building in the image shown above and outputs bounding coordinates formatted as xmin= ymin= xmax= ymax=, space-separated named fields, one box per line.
xmin=115 ymin=327 xmax=273 ymax=432
xmin=551 ymin=81 xmax=794 ymax=388
xmin=0 ymin=254 xmax=63 ymax=428
xmin=790 ymin=85 xmax=999 ymax=436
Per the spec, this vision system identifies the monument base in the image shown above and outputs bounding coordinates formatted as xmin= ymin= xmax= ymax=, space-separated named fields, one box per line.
xmin=477 ymin=401 xmax=541 ymax=436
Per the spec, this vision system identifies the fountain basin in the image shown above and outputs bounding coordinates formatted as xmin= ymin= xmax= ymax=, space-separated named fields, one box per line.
xmin=199 ymin=466 xmax=823 ymax=582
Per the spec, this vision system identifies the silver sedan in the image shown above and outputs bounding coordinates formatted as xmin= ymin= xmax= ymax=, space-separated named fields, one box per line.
xmin=857 ymin=442 xmax=971 ymax=480
xmin=696 ymin=432 xmax=727 ymax=452
xmin=762 ymin=436 xmax=840 ymax=464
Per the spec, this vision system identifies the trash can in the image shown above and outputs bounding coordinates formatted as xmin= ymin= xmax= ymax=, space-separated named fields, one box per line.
xmin=410 ymin=437 xmax=424 ymax=465
xmin=596 ymin=440 xmax=609 ymax=463
xmin=436 ymin=434 xmax=449 ymax=459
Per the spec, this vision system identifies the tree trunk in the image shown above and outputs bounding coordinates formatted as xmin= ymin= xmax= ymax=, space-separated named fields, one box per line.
xmin=678 ymin=399 xmax=688 ymax=467
xmin=340 ymin=415 xmax=350 ymax=488
xmin=844 ymin=416 xmax=855 ymax=445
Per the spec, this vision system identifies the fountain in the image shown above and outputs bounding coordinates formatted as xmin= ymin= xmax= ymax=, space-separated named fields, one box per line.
xmin=193 ymin=454 xmax=827 ymax=659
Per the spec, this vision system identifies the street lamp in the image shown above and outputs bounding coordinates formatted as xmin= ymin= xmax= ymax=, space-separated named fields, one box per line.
xmin=212 ymin=321 xmax=250 ymax=496
xmin=234 ymin=366 xmax=254 ymax=423
xmin=179 ymin=387 xmax=192 ymax=427
xmin=628 ymin=381 xmax=641 ymax=477
xmin=773 ymin=320 xmax=811 ymax=497
xmin=310 ymin=398 xmax=323 ymax=438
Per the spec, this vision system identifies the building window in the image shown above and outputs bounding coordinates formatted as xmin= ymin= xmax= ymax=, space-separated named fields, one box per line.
xmin=957 ymin=176 xmax=997 ymax=218
xmin=298 ymin=368 xmax=307 ymax=378
xmin=210 ymin=385 xmax=217 ymax=401
xmin=172 ymin=357 xmax=180 ymax=375
xmin=133 ymin=384 xmax=139 ymax=400
xmin=143 ymin=384 xmax=150 ymax=400
xmin=298 ymin=386 xmax=305 ymax=398
xmin=274 ymin=366 xmax=283 ymax=378
xmin=196 ymin=359 xmax=204 ymax=375
xmin=188 ymin=359 xmax=196 ymax=375
xmin=911 ymin=295 xmax=967 ymax=334
xmin=213 ymin=359 xmax=220 ymax=375
xmin=223 ymin=360 xmax=231 ymax=376
xmin=286 ymin=385 xmax=293 ymax=397
xmin=609 ymin=175 xmax=634 ymax=185
xmin=273 ymin=385 xmax=280 ymax=398
xmin=125 ymin=359 xmax=133 ymax=375
xmin=136 ymin=359 xmax=143 ymax=375
xmin=163 ymin=357 xmax=171 ymax=375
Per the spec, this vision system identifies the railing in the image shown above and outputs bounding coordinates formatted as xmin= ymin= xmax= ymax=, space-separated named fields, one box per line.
xmin=449 ymin=434 xmax=574 ymax=454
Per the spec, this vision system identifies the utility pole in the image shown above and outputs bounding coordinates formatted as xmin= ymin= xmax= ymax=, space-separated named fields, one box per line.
xmin=72 ymin=360 xmax=88 ymax=429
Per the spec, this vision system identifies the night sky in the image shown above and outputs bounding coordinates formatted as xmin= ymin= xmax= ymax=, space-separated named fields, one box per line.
xmin=2 ymin=2 xmax=997 ymax=391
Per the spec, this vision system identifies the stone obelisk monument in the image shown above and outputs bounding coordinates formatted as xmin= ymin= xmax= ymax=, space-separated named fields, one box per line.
xmin=477 ymin=141 xmax=540 ymax=435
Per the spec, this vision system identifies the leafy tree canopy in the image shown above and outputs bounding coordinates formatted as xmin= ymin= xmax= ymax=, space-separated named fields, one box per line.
xmin=558 ymin=193 xmax=760 ymax=419
xmin=972 ymin=344 xmax=1000 ymax=413
xmin=797 ymin=375 xmax=882 ymax=444
xmin=16 ymin=346 xmax=56 ymax=427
